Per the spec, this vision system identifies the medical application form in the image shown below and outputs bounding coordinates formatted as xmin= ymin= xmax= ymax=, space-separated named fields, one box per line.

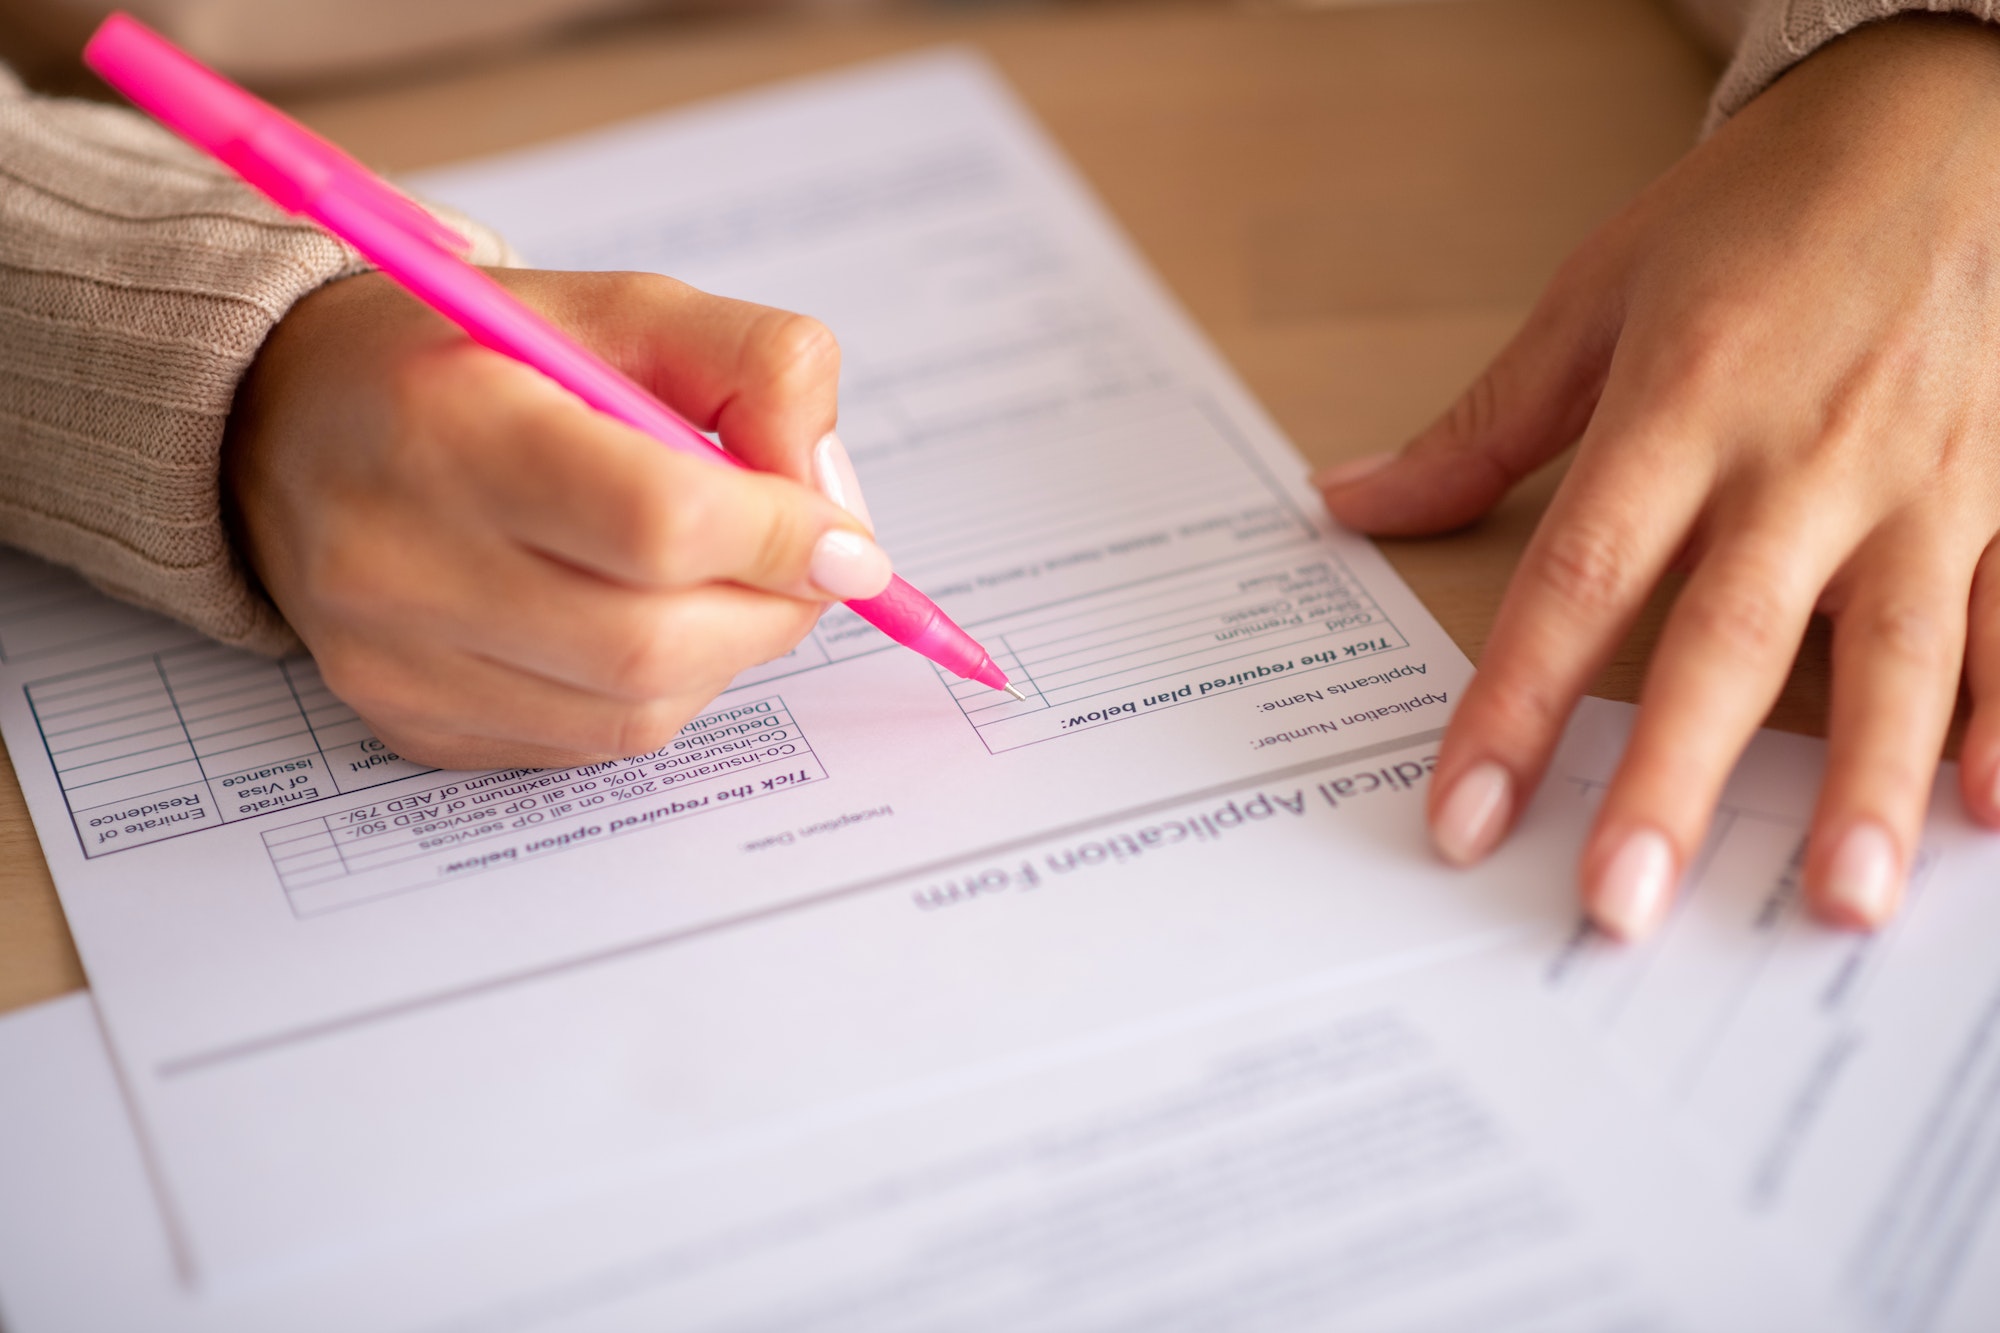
xmin=0 ymin=52 xmax=1852 ymax=1332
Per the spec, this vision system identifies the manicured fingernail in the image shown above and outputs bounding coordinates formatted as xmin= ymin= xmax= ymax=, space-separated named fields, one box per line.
xmin=1312 ymin=452 xmax=1395 ymax=491
xmin=812 ymin=432 xmax=874 ymax=532
xmin=1591 ymin=828 xmax=1675 ymax=941
xmin=1823 ymin=822 xmax=1900 ymax=928
xmin=809 ymin=528 xmax=893 ymax=601
xmin=1432 ymin=761 xmax=1512 ymax=865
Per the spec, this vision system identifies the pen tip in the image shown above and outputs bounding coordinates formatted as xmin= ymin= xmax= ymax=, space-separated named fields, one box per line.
xmin=1002 ymin=683 xmax=1028 ymax=702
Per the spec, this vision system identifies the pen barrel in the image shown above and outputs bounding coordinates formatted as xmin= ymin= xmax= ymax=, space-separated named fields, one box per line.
xmin=84 ymin=14 xmax=1017 ymax=696
xmin=315 ymin=189 xmax=737 ymax=469
xmin=846 ymin=578 xmax=1003 ymax=687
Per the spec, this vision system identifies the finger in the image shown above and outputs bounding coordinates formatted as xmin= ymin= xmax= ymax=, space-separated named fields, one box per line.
xmin=318 ymin=634 xmax=731 ymax=767
xmin=418 ymin=352 xmax=890 ymax=600
xmin=491 ymin=270 xmax=840 ymax=485
xmin=1316 ymin=244 xmax=1624 ymax=536
xmin=1959 ymin=537 xmax=2000 ymax=827
xmin=364 ymin=720 xmax=617 ymax=775
xmin=308 ymin=479 xmax=835 ymax=675
xmin=1425 ymin=398 xmax=1715 ymax=868
xmin=1581 ymin=498 xmax=1858 ymax=940
xmin=1807 ymin=528 xmax=1969 ymax=928
xmin=453 ymin=566 xmax=822 ymax=703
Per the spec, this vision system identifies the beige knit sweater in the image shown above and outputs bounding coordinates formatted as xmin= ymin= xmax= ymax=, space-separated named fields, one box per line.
xmin=0 ymin=64 xmax=509 ymax=654
xmin=0 ymin=0 xmax=1993 ymax=654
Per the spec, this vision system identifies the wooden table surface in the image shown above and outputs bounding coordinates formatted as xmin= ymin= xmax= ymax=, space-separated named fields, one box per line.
xmin=0 ymin=0 xmax=1771 ymax=1015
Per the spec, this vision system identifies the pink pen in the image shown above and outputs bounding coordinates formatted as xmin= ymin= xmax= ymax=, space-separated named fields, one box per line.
xmin=84 ymin=13 xmax=1024 ymax=702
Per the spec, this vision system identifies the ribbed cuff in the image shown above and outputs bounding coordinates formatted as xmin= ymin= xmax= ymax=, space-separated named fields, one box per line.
xmin=0 ymin=78 xmax=514 ymax=655
xmin=1707 ymin=0 xmax=2000 ymax=132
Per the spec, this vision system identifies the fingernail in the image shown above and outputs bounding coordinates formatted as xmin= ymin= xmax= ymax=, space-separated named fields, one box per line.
xmin=812 ymin=432 xmax=874 ymax=532
xmin=809 ymin=528 xmax=893 ymax=601
xmin=1823 ymin=822 xmax=1901 ymax=928
xmin=1591 ymin=828 xmax=1676 ymax=941
xmin=1311 ymin=452 xmax=1395 ymax=491
xmin=1432 ymin=761 xmax=1513 ymax=866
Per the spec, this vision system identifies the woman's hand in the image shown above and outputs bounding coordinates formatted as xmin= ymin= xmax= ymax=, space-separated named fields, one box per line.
xmin=225 ymin=269 xmax=886 ymax=771
xmin=1316 ymin=17 xmax=2000 ymax=939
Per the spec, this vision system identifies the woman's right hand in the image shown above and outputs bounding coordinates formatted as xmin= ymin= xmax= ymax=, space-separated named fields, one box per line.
xmin=225 ymin=268 xmax=885 ymax=771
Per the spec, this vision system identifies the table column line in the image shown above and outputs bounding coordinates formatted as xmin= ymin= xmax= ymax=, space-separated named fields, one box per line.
xmin=152 ymin=651 xmax=219 ymax=816
xmin=277 ymin=658 xmax=336 ymax=783
xmin=314 ymin=809 xmax=355 ymax=881
xmin=998 ymin=633 xmax=1049 ymax=707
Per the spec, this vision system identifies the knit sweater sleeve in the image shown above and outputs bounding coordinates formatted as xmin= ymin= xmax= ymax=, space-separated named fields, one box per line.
xmin=0 ymin=66 xmax=513 ymax=655
xmin=1697 ymin=0 xmax=2000 ymax=129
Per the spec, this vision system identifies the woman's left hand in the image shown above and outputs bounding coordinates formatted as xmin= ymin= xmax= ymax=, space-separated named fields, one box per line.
xmin=1316 ymin=17 xmax=2000 ymax=939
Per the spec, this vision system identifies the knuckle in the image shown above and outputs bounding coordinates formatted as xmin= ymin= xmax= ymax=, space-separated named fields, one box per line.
xmin=1441 ymin=370 xmax=1502 ymax=451
xmin=611 ymin=596 xmax=819 ymax=697
xmin=356 ymin=716 xmax=500 ymax=773
xmin=609 ymin=700 xmax=697 ymax=758
xmin=359 ymin=720 xmax=437 ymax=769
xmin=1853 ymin=599 xmax=1954 ymax=672
xmin=400 ymin=352 xmax=512 ymax=470
xmin=1683 ymin=578 xmax=1790 ymax=661
xmin=591 ymin=271 xmax=701 ymax=345
xmin=1531 ymin=522 xmax=1636 ymax=617
xmin=607 ymin=269 xmax=686 ymax=310
xmin=1545 ymin=238 xmax=1610 ymax=303
xmin=396 ymin=342 xmax=479 ymax=420
xmin=612 ymin=472 xmax=711 ymax=585
xmin=1641 ymin=303 xmax=1745 ymax=404
xmin=1470 ymin=672 xmax=1567 ymax=745
xmin=753 ymin=498 xmax=816 ymax=584
xmin=1805 ymin=353 xmax=1929 ymax=482
xmin=313 ymin=643 xmax=402 ymax=723
xmin=735 ymin=601 xmax=822 ymax=671
xmin=747 ymin=312 xmax=840 ymax=397
xmin=603 ymin=619 xmax=696 ymax=699
xmin=384 ymin=345 xmax=440 ymax=421
xmin=308 ymin=528 xmax=407 ymax=622
xmin=1873 ymin=751 xmax=1935 ymax=805
xmin=760 ymin=601 xmax=821 ymax=661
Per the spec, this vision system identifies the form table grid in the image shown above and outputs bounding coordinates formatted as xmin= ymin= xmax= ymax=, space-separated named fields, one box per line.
xmin=26 ymin=642 xmax=433 ymax=858
xmin=947 ymin=549 xmax=1412 ymax=752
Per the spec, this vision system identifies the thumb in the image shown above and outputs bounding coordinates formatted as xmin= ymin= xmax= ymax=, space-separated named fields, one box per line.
xmin=463 ymin=355 xmax=890 ymax=603
xmin=1315 ymin=263 xmax=1621 ymax=536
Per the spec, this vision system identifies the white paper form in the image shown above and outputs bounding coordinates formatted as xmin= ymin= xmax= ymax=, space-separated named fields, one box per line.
xmin=1545 ymin=698 xmax=2000 ymax=1333
xmin=0 ymin=945 xmax=1863 ymax=1333
xmin=0 ymin=50 xmax=1491 ymax=1288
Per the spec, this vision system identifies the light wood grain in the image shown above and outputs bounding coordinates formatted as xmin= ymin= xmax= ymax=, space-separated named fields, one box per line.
xmin=0 ymin=0 xmax=1767 ymax=1014
xmin=0 ymin=733 xmax=82 ymax=1011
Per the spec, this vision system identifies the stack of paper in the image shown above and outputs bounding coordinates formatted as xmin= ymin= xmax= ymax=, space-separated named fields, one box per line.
xmin=0 ymin=51 xmax=1993 ymax=1332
